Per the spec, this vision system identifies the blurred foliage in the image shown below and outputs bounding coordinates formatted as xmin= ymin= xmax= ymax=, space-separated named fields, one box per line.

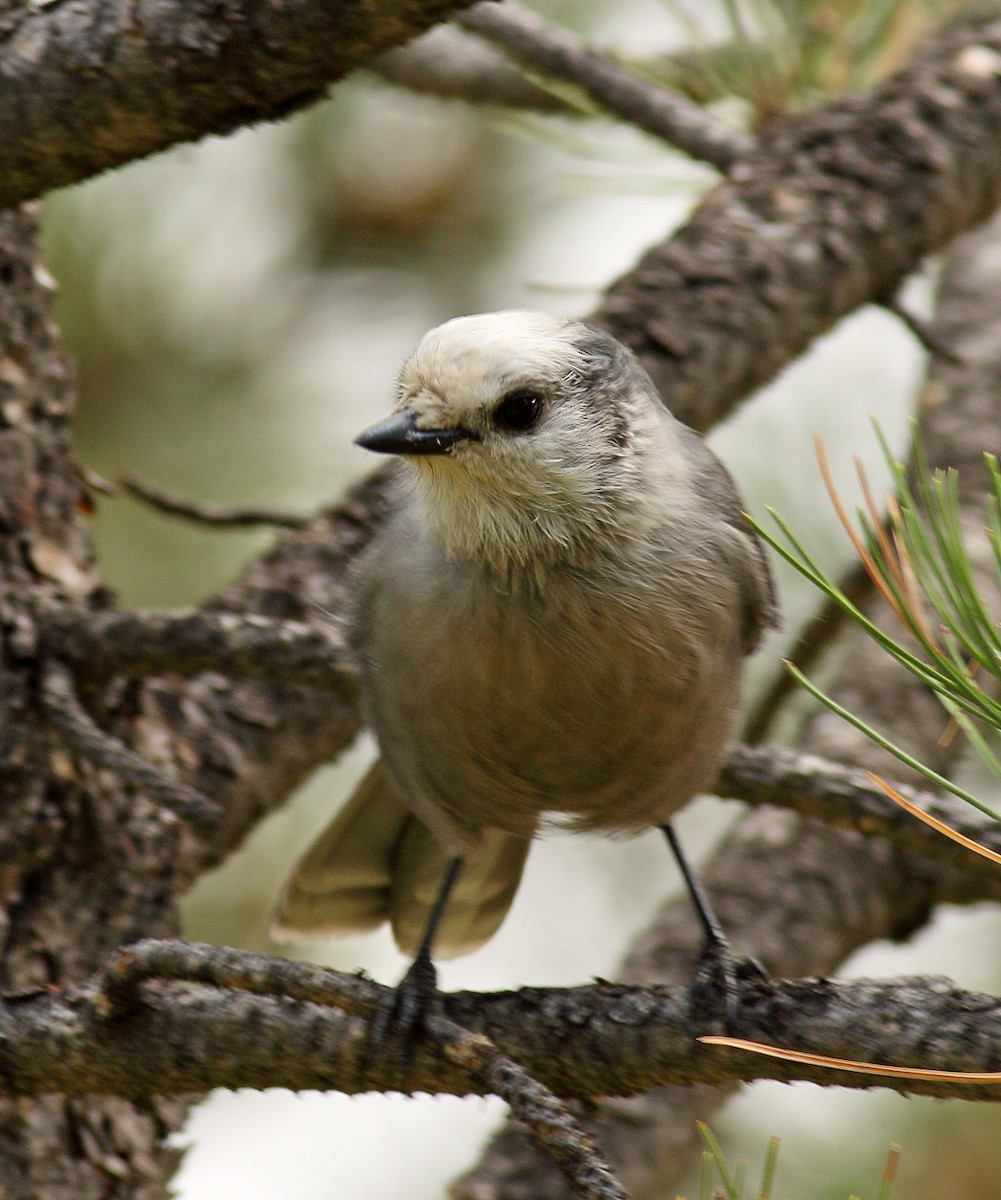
xmin=648 ymin=0 xmax=966 ymax=120
xmin=695 ymin=1123 xmax=899 ymax=1200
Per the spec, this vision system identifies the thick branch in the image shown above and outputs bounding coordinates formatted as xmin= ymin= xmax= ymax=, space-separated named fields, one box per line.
xmin=36 ymin=605 xmax=359 ymax=695
xmin=104 ymin=940 xmax=632 ymax=1200
xmin=593 ymin=11 xmax=1001 ymax=432
xmin=717 ymin=744 xmax=1001 ymax=889
xmin=0 ymin=0 xmax=477 ymax=208
xmin=1 ymin=941 xmax=999 ymax=1104
xmin=39 ymin=662 xmax=216 ymax=826
xmin=0 ymin=209 xmax=200 ymax=1197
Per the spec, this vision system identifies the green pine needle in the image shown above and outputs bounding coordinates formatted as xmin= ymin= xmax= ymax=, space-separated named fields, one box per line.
xmin=753 ymin=420 xmax=1001 ymax=827
xmin=697 ymin=1122 xmax=741 ymax=1199
xmin=757 ymin=1135 xmax=780 ymax=1199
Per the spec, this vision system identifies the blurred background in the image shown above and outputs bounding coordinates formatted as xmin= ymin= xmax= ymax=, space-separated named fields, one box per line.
xmin=41 ymin=0 xmax=1001 ymax=1196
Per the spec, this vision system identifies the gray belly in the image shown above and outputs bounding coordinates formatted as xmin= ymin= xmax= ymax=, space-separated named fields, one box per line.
xmin=359 ymin=559 xmax=742 ymax=838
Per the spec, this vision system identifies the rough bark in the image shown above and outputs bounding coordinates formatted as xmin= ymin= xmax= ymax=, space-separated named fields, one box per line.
xmin=0 ymin=0 xmax=477 ymax=207
xmin=0 ymin=944 xmax=999 ymax=1103
xmin=0 ymin=207 xmax=193 ymax=1198
xmin=595 ymin=11 xmax=1001 ymax=433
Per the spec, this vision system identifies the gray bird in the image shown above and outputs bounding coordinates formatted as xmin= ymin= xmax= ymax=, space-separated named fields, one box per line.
xmin=272 ymin=310 xmax=778 ymax=972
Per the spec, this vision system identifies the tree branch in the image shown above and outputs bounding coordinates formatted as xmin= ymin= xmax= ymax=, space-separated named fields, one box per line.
xmin=593 ymin=10 xmax=1001 ymax=433
xmin=457 ymin=2 xmax=754 ymax=170
xmin=372 ymin=25 xmax=573 ymax=111
xmin=717 ymin=744 xmax=1001 ymax=890
xmin=39 ymin=662 xmax=217 ymax=827
xmin=1 ymin=940 xmax=998 ymax=1104
xmin=372 ymin=29 xmax=773 ymax=115
xmin=120 ymin=474 xmax=311 ymax=528
xmin=101 ymin=942 xmax=631 ymax=1199
xmin=0 ymin=0 xmax=478 ymax=208
xmin=36 ymin=605 xmax=359 ymax=695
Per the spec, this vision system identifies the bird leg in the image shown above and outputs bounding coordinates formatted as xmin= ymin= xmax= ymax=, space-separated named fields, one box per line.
xmin=369 ymin=854 xmax=464 ymax=1052
xmin=660 ymin=823 xmax=767 ymax=1031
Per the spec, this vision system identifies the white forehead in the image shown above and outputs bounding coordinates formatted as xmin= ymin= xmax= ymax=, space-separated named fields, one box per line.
xmin=400 ymin=311 xmax=585 ymax=407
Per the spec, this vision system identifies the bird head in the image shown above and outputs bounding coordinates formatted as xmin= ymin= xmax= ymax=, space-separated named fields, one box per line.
xmin=356 ymin=311 xmax=688 ymax=576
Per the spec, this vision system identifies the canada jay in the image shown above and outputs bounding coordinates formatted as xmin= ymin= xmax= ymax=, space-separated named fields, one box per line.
xmin=273 ymin=310 xmax=778 ymax=977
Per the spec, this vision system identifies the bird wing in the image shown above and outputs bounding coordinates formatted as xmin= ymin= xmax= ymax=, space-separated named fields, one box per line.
xmin=679 ymin=424 xmax=781 ymax=653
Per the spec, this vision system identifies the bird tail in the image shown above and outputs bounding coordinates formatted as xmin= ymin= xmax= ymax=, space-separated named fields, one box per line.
xmin=271 ymin=759 xmax=533 ymax=959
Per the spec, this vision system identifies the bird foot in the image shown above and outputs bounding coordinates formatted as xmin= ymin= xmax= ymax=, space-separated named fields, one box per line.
xmin=688 ymin=931 xmax=769 ymax=1034
xmin=369 ymin=949 xmax=445 ymax=1059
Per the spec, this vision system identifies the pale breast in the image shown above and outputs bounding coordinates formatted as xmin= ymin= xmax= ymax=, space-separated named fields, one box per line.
xmin=353 ymin=512 xmax=745 ymax=841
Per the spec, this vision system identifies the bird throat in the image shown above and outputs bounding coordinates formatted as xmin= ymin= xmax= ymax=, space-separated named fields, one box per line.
xmin=410 ymin=458 xmax=613 ymax=587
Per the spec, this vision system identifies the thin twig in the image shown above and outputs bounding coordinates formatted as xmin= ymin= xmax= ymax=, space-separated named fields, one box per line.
xmin=121 ymin=474 xmax=310 ymax=528
xmin=457 ymin=1 xmax=754 ymax=171
xmin=80 ymin=468 xmax=116 ymax=497
xmin=878 ymin=298 xmax=967 ymax=366
xmin=100 ymin=938 xmax=375 ymax=1016
xmin=374 ymin=28 xmax=775 ymax=116
xmin=40 ymin=662 xmax=217 ymax=827
xmin=437 ymin=1018 xmax=630 ymax=1200
xmin=373 ymin=26 xmax=571 ymax=111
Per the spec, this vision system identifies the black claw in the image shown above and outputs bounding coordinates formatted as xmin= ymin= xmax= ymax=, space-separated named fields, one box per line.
xmin=369 ymin=949 xmax=443 ymax=1053
xmin=687 ymin=929 xmax=769 ymax=1033
xmin=688 ymin=933 xmax=739 ymax=1030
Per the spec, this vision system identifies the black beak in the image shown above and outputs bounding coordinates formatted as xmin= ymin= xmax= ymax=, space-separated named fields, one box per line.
xmin=354 ymin=410 xmax=479 ymax=456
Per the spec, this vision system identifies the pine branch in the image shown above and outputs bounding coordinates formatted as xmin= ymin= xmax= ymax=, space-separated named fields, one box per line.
xmin=594 ymin=10 xmax=1001 ymax=432
xmin=457 ymin=2 xmax=754 ymax=170
xmin=3 ymin=939 xmax=999 ymax=1104
xmin=372 ymin=25 xmax=572 ymax=111
xmin=718 ymin=744 xmax=1001 ymax=890
xmin=36 ymin=605 xmax=359 ymax=695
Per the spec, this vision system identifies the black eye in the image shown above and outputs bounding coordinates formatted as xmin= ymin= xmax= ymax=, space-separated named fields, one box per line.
xmin=492 ymin=390 xmax=543 ymax=432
